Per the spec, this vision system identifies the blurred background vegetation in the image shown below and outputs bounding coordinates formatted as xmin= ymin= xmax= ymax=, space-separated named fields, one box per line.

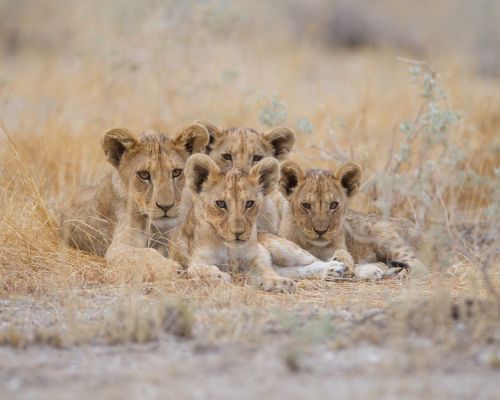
xmin=1 ymin=0 xmax=499 ymax=74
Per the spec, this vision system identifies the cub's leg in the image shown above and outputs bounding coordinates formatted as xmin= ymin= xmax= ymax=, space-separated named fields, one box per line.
xmin=248 ymin=245 xmax=296 ymax=293
xmin=353 ymin=263 xmax=386 ymax=280
xmin=370 ymin=221 xmax=428 ymax=273
xmin=258 ymin=233 xmax=347 ymax=279
xmin=277 ymin=262 xmax=348 ymax=279
xmin=106 ymin=244 xmax=180 ymax=280
xmin=186 ymin=248 xmax=232 ymax=284
xmin=105 ymin=220 xmax=180 ymax=282
xmin=331 ymin=248 xmax=355 ymax=277
xmin=259 ymin=232 xmax=318 ymax=265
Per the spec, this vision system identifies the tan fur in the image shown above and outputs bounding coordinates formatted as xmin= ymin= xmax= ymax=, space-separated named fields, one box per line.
xmin=194 ymin=121 xmax=348 ymax=280
xmin=169 ymin=154 xmax=296 ymax=293
xmin=195 ymin=120 xmax=295 ymax=233
xmin=61 ymin=124 xmax=209 ymax=276
xmin=278 ymin=162 xmax=435 ymax=273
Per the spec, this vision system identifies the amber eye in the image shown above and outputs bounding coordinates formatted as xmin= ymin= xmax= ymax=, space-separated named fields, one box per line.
xmin=216 ymin=200 xmax=227 ymax=209
xmin=245 ymin=200 xmax=255 ymax=209
xmin=172 ymin=168 xmax=183 ymax=178
xmin=330 ymin=201 xmax=339 ymax=210
xmin=301 ymin=202 xmax=311 ymax=210
xmin=137 ymin=170 xmax=150 ymax=180
xmin=222 ymin=153 xmax=232 ymax=161
xmin=253 ymin=155 xmax=263 ymax=162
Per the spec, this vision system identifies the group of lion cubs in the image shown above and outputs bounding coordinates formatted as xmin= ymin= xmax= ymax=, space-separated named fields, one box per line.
xmin=62 ymin=120 xmax=433 ymax=293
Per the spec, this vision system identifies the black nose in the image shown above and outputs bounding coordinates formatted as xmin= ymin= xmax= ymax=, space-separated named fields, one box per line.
xmin=156 ymin=202 xmax=174 ymax=213
xmin=314 ymin=228 xmax=328 ymax=236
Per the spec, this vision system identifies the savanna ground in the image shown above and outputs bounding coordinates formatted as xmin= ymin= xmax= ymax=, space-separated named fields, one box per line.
xmin=0 ymin=1 xmax=499 ymax=399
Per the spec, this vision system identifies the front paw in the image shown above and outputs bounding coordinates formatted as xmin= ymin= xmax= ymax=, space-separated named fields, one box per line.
xmin=388 ymin=259 xmax=428 ymax=276
xmin=354 ymin=263 xmax=385 ymax=280
xmin=323 ymin=260 xmax=348 ymax=280
xmin=332 ymin=250 xmax=355 ymax=277
xmin=255 ymin=275 xmax=296 ymax=294
xmin=106 ymin=247 xmax=179 ymax=282
xmin=188 ymin=265 xmax=232 ymax=284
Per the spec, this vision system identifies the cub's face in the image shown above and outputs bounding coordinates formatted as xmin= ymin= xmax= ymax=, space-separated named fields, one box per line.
xmin=186 ymin=154 xmax=279 ymax=245
xmin=195 ymin=120 xmax=295 ymax=172
xmin=102 ymin=124 xmax=209 ymax=225
xmin=280 ymin=162 xmax=362 ymax=246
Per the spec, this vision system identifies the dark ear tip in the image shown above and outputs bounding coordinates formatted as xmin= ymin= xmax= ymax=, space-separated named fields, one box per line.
xmin=264 ymin=127 xmax=296 ymax=159
xmin=193 ymin=119 xmax=221 ymax=134
xmin=186 ymin=154 xmax=218 ymax=194
xmin=280 ymin=161 xmax=303 ymax=176
xmin=186 ymin=154 xmax=219 ymax=175
xmin=267 ymin=127 xmax=295 ymax=136
xmin=186 ymin=153 xmax=207 ymax=169
xmin=282 ymin=127 xmax=296 ymax=141
xmin=101 ymin=128 xmax=137 ymax=166
xmin=250 ymin=157 xmax=279 ymax=196
xmin=102 ymin=127 xmax=134 ymax=138
xmin=337 ymin=162 xmax=362 ymax=174
xmin=260 ymin=157 xmax=279 ymax=169
xmin=101 ymin=128 xmax=117 ymax=147
xmin=177 ymin=124 xmax=211 ymax=154
xmin=350 ymin=163 xmax=362 ymax=173
xmin=280 ymin=160 xmax=297 ymax=171
xmin=337 ymin=163 xmax=362 ymax=197
xmin=280 ymin=161 xmax=303 ymax=197
xmin=189 ymin=122 xmax=210 ymax=135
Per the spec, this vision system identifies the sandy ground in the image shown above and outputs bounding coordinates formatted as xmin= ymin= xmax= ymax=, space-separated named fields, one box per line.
xmin=1 ymin=294 xmax=499 ymax=400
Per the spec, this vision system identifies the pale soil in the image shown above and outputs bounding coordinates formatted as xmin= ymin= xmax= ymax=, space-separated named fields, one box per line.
xmin=1 ymin=289 xmax=499 ymax=400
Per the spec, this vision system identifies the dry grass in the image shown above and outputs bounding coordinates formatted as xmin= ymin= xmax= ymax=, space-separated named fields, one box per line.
xmin=0 ymin=0 xmax=499 ymax=375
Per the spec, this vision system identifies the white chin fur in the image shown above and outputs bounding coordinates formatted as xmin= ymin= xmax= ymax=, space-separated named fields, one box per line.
xmin=152 ymin=216 xmax=179 ymax=230
xmin=224 ymin=240 xmax=247 ymax=249
xmin=308 ymin=239 xmax=330 ymax=247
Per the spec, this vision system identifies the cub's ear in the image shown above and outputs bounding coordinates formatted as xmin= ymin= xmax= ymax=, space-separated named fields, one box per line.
xmin=174 ymin=123 xmax=210 ymax=157
xmin=335 ymin=163 xmax=362 ymax=197
xmin=185 ymin=154 xmax=220 ymax=194
xmin=250 ymin=157 xmax=280 ymax=196
xmin=101 ymin=128 xmax=138 ymax=167
xmin=280 ymin=161 xmax=304 ymax=198
xmin=193 ymin=119 xmax=224 ymax=152
xmin=263 ymin=127 xmax=296 ymax=160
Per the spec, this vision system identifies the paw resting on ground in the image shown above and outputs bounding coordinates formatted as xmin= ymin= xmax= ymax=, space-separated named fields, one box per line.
xmin=387 ymin=259 xmax=429 ymax=277
xmin=354 ymin=263 xmax=386 ymax=280
xmin=255 ymin=275 xmax=296 ymax=293
xmin=106 ymin=247 xmax=180 ymax=282
xmin=323 ymin=260 xmax=348 ymax=279
xmin=332 ymin=249 xmax=355 ymax=277
xmin=188 ymin=265 xmax=232 ymax=284
xmin=384 ymin=266 xmax=406 ymax=278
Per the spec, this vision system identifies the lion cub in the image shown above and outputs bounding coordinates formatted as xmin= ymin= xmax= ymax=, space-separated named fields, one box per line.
xmin=61 ymin=124 xmax=209 ymax=275
xmin=195 ymin=120 xmax=295 ymax=233
xmin=274 ymin=162 xmax=434 ymax=277
xmin=169 ymin=154 xmax=296 ymax=293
